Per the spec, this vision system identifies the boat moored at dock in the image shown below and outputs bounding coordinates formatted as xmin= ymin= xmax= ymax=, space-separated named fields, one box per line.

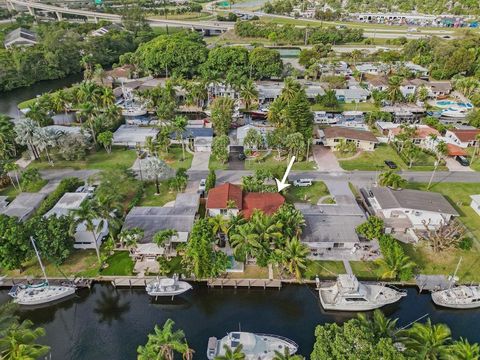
xmin=145 ymin=276 xmax=192 ymax=299
xmin=432 ymin=285 xmax=480 ymax=309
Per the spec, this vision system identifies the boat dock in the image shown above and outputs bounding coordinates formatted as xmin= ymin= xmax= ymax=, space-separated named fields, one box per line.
xmin=416 ymin=275 xmax=453 ymax=292
xmin=207 ymin=278 xmax=282 ymax=289
xmin=109 ymin=277 xmax=154 ymax=288
xmin=0 ymin=277 xmax=92 ymax=289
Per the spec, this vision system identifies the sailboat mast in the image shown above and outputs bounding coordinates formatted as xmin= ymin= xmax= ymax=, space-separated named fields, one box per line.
xmin=30 ymin=237 xmax=48 ymax=283
xmin=449 ymin=257 xmax=462 ymax=289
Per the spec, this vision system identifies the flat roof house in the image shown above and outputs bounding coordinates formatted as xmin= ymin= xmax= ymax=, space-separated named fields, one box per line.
xmin=323 ymin=127 xmax=379 ymax=151
xmin=206 ymin=183 xmax=285 ymax=218
xmin=1 ymin=192 xmax=46 ymax=221
xmin=334 ymin=87 xmax=370 ymax=103
xmin=45 ymin=192 xmax=109 ymax=250
xmin=445 ymin=129 xmax=480 ymax=148
xmin=4 ymin=28 xmax=37 ymax=49
xmin=170 ymin=127 xmax=214 ymax=152
xmin=113 ymin=125 xmax=159 ymax=147
xmin=362 ymin=187 xmax=459 ymax=234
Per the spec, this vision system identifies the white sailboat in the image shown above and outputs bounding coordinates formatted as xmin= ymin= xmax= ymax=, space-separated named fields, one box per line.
xmin=319 ymin=274 xmax=406 ymax=311
xmin=431 ymin=258 xmax=480 ymax=309
xmin=8 ymin=238 xmax=76 ymax=306
xmin=207 ymin=332 xmax=298 ymax=360
xmin=145 ymin=275 xmax=192 ymax=299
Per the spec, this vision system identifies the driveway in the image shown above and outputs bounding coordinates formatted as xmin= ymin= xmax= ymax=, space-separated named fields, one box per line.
xmin=228 ymin=146 xmax=245 ymax=170
xmin=323 ymin=180 xmax=357 ymax=206
xmin=313 ymin=145 xmax=343 ymax=172
xmin=445 ymin=157 xmax=473 ymax=172
xmin=190 ymin=151 xmax=211 ymax=171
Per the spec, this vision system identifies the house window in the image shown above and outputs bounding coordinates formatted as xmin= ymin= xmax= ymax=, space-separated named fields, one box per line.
xmin=220 ymin=209 xmax=228 ymax=215
xmin=333 ymin=243 xmax=345 ymax=248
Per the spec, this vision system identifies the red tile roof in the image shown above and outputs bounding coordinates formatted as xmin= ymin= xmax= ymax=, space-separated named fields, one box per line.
xmin=390 ymin=125 xmax=439 ymax=139
xmin=450 ymin=130 xmax=480 ymax=142
xmin=447 ymin=143 xmax=467 ymax=157
xmin=242 ymin=192 xmax=285 ymax=219
xmin=206 ymin=183 xmax=242 ymax=209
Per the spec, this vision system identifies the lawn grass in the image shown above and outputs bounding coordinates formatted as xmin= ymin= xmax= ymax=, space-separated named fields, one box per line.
xmin=285 ymin=181 xmax=332 ymax=205
xmin=338 ymin=143 xmax=446 ymax=171
xmin=137 ymin=181 xmax=177 ymax=207
xmin=350 ymin=261 xmax=390 ymax=281
xmin=101 ymin=251 xmax=134 ymax=276
xmin=0 ymin=178 xmax=48 ymax=200
xmin=304 ymin=260 xmax=345 ymax=280
xmin=5 ymin=250 xmax=100 ymax=278
xmin=466 ymin=147 xmax=480 ymax=171
xmin=17 ymin=98 xmax=37 ymax=110
xmin=401 ymin=242 xmax=480 ymax=283
xmin=311 ymin=102 xmax=379 ymax=112
xmin=29 ymin=147 xmax=136 ymax=171
xmin=406 ymin=182 xmax=480 ymax=244
xmin=159 ymin=146 xmax=193 ymax=170
xmin=227 ymin=265 xmax=270 ymax=279
xmin=245 ymin=153 xmax=316 ymax=172
xmin=209 ymin=157 xmax=228 ymax=170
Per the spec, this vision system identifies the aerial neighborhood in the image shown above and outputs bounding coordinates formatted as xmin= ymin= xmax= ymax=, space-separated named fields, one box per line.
xmin=0 ymin=0 xmax=480 ymax=358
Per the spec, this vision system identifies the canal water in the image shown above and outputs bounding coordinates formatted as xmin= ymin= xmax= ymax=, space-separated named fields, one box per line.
xmin=1 ymin=284 xmax=480 ymax=359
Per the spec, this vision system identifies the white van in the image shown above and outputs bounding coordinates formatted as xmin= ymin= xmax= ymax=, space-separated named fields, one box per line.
xmin=293 ymin=179 xmax=313 ymax=187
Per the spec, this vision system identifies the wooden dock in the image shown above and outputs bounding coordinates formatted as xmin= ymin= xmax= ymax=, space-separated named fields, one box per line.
xmin=109 ymin=277 xmax=155 ymax=288
xmin=207 ymin=278 xmax=282 ymax=289
xmin=416 ymin=275 xmax=453 ymax=292
xmin=0 ymin=277 xmax=92 ymax=289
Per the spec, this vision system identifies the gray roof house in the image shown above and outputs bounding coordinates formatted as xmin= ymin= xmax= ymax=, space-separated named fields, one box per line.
xmin=113 ymin=125 xmax=159 ymax=147
xmin=363 ymin=187 xmax=459 ymax=234
xmin=335 ymin=87 xmax=370 ymax=103
xmin=0 ymin=192 xmax=46 ymax=221
xmin=4 ymin=28 xmax=37 ymax=49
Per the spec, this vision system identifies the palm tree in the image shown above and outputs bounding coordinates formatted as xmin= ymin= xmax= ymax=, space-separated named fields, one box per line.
xmin=214 ymin=344 xmax=246 ymax=360
xmin=447 ymin=338 xmax=480 ymax=360
xmin=267 ymin=97 xmax=286 ymax=127
xmin=240 ymin=79 xmax=258 ymax=111
xmin=427 ymin=140 xmax=447 ymax=190
xmin=3 ymin=161 xmax=21 ymax=190
xmin=0 ymin=319 xmax=50 ymax=360
xmin=0 ymin=114 xmax=16 ymax=160
xmin=398 ymin=319 xmax=451 ymax=360
xmin=137 ymin=319 xmax=192 ymax=360
xmin=173 ymin=115 xmax=188 ymax=161
xmin=276 ymin=237 xmax=309 ymax=280
xmin=470 ymin=133 xmax=480 ymax=165
xmin=25 ymin=101 xmax=51 ymax=127
xmin=32 ymin=127 xmax=60 ymax=165
xmin=229 ymin=223 xmax=261 ymax=262
xmin=356 ymin=309 xmax=398 ymax=339
xmin=378 ymin=170 xmax=406 ymax=189
xmin=70 ymin=200 xmax=107 ymax=263
xmin=281 ymin=78 xmax=301 ymax=102
xmin=209 ymin=214 xmax=229 ymax=238
xmin=386 ymin=76 xmax=404 ymax=104
xmin=377 ymin=245 xmax=415 ymax=280
xmin=273 ymin=347 xmax=304 ymax=360
xmin=227 ymin=213 xmax=246 ymax=236
xmin=14 ymin=119 xmax=41 ymax=160
xmin=250 ymin=210 xmax=283 ymax=249
xmin=273 ymin=204 xmax=305 ymax=238
xmin=144 ymin=157 xmax=173 ymax=195
xmin=98 ymin=86 xmax=115 ymax=108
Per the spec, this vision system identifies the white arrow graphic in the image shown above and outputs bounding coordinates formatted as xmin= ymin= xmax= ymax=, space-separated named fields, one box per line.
xmin=275 ymin=156 xmax=295 ymax=192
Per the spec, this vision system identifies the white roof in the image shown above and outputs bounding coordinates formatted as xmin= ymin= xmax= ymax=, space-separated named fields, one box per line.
xmin=470 ymin=195 xmax=480 ymax=204
xmin=44 ymin=192 xmax=89 ymax=218
xmin=113 ymin=125 xmax=159 ymax=145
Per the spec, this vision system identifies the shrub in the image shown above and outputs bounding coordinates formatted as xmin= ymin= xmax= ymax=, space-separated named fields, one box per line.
xmin=36 ymin=177 xmax=84 ymax=216
xmin=457 ymin=237 xmax=473 ymax=251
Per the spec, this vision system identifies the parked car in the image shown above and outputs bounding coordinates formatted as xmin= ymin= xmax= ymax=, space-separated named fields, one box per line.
xmin=455 ymin=155 xmax=470 ymax=166
xmin=238 ymin=153 xmax=246 ymax=160
xmin=198 ymin=179 xmax=206 ymax=193
xmin=384 ymin=160 xmax=398 ymax=169
xmin=293 ymin=179 xmax=313 ymax=187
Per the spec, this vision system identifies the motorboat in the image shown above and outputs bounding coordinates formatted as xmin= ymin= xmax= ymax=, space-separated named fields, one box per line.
xmin=146 ymin=276 xmax=192 ymax=298
xmin=9 ymin=282 xmax=76 ymax=306
xmin=207 ymin=332 xmax=298 ymax=360
xmin=121 ymin=107 xmax=147 ymax=117
xmin=431 ymin=285 xmax=480 ymax=309
xmin=441 ymin=107 xmax=467 ymax=118
xmin=318 ymin=274 xmax=406 ymax=311
xmin=8 ymin=237 xmax=76 ymax=306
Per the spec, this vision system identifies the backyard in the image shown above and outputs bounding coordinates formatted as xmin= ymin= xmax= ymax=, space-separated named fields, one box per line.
xmin=137 ymin=181 xmax=178 ymax=207
xmin=304 ymin=260 xmax=345 ymax=280
xmin=0 ymin=178 xmax=47 ymax=200
xmin=311 ymin=102 xmax=379 ymax=112
xmin=337 ymin=143 xmax=446 ymax=171
xmin=101 ymin=251 xmax=134 ymax=276
xmin=285 ymin=181 xmax=334 ymax=205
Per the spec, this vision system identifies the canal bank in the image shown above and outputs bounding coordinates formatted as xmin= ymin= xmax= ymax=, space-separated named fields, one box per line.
xmin=1 ymin=283 xmax=480 ymax=359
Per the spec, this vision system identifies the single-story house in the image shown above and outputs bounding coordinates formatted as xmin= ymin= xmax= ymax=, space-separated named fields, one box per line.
xmin=297 ymin=203 xmax=366 ymax=255
xmin=206 ymin=183 xmax=285 ymax=218
xmin=355 ymin=63 xmax=388 ymax=75
xmin=44 ymin=192 xmax=109 ymax=250
xmin=323 ymin=127 xmax=379 ymax=151
xmin=445 ymin=129 xmax=480 ymax=148
xmin=170 ymin=127 xmax=214 ymax=152
xmin=335 ymin=87 xmax=370 ymax=103
xmin=470 ymin=195 xmax=480 ymax=217
xmin=388 ymin=125 xmax=440 ymax=147
xmin=381 ymin=104 xmax=426 ymax=123
xmin=257 ymin=81 xmax=325 ymax=103
xmin=122 ymin=193 xmax=199 ymax=257
xmin=236 ymin=124 xmax=273 ymax=146
xmin=113 ymin=125 xmax=160 ymax=147
xmin=208 ymin=83 xmax=238 ymax=103
xmin=362 ymin=186 xmax=459 ymax=233
xmin=0 ymin=192 xmax=46 ymax=221
xmin=4 ymin=28 xmax=37 ymax=49
xmin=404 ymin=62 xmax=429 ymax=77
xmin=366 ymin=76 xmax=389 ymax=92
xmin=318 ymin=61 xmax=351 ymax=76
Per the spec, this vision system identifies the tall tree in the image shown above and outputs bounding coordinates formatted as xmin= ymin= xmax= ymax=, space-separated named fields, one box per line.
xmin=173 ymin=115 xmax=188 ymax=161
xmin=211 ymin=97 xmax=235 ymax=135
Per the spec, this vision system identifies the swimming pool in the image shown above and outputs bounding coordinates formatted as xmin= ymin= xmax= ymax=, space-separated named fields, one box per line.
xmin=436 ymin=100 xmax=473 ymax=109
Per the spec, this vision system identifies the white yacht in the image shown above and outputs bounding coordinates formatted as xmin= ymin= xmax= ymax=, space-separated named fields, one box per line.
xmin=8 ymin=238 xmax=76 ymax=306
xmin=431 ymin=285 xmax=480 ymax=309
xmin=207 ymin=332 xmax=298 ymax=360
xmin=319 ymin=274 xmax=406 ymax=311
xmin=146 ymin=276 xmax=192 ymax=299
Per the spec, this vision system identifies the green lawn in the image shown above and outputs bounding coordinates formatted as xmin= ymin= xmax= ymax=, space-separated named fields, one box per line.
xmin=159 ymin=146 xmax=193 ymax=170
xmin=304 ymin=260 xmax=345 ymax=280
xmin=138 ymin=181 xmax=177 ymax=207
xmin=29 ymin=147 xmax=136 ymax=171
xmin=406 ymin=182 xmax=480 ymax=244
xmin=285 ymin=181 xmax=332 ymax=205
xmin=402 ymin=242 xmax=480 ymax=283
xmin=466 ymin=148 xmax=480 ymax=171
xmin=101 ymin=251 xmax=134 ymax=276
xmin=209 ymin=157 xmax=228 ymax=170
xmin=17 ymin=98 xmax=37 ymax=110
xmin=245 ymin=153 xmax=316 ymax=172
xmin=350 ymin=261 xmax=390 ymax=281
xmin=0 ymin=179 xmax=48 ymax=200
xmin=311 ymin=102 xmax=379 ymax=112
xmin=338 ymin=143 xmax=447 ymax=171
xmin=5 ymin=250 xmax=100 ymax=278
